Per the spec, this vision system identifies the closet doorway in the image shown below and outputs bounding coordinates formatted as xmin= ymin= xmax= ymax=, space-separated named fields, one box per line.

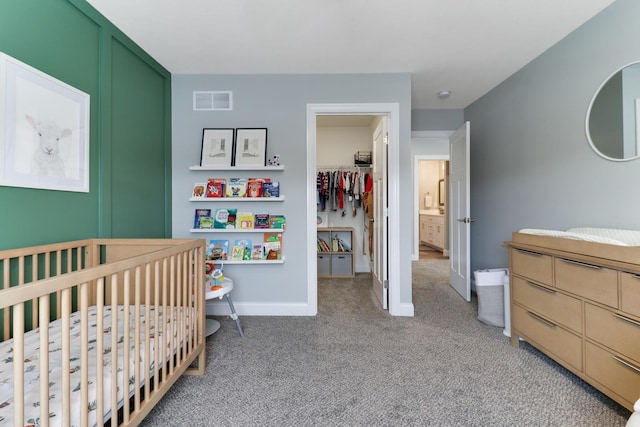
xmin=306 ymin=103 xmax=402 ymax=316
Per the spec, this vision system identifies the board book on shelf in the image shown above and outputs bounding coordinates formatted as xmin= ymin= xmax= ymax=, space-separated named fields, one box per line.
xmin=206 ymin=240 xmax=229 ymax=261
xmin=263 ymin=233 xmax=283 ymax=260
xmin=194 ymin=208 xmax=212 ymax=229
xmin=232 ymin=239 xmax=252 ymax=261
xmin=225 ymin=178 xmax=248 ymax=197
xmin=247 ymin=178 xmax=269 ymax=198
xmin=205 ymin=178 xmax=226 ymax=198
xmin=192 ymin=183 xmax=206 ymax=198
xmin=237 ymin=211 xmax=254 ymax=229
xmin=269 ymin=215 xmax=286 ymax=229
xmin=213 ymin=208 xmax=237 ymax=229
xmin=254 ymin=212 xmax=270 ymax=229
xmin=262 ymin=181 xmax=280 ymax=198
xmin=251 ymin=244 xmax=264 ymax=260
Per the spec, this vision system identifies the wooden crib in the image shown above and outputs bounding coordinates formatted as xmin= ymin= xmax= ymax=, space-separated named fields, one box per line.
xmin=0 ymin=238 xmax=206 ymax=427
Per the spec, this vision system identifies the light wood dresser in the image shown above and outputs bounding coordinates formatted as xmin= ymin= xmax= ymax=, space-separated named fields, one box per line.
xmin=506 ymin=232 xmax=640 ymax=411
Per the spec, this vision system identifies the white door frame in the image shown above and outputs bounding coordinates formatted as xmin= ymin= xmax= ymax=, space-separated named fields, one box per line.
xmin=306 ymin=103 xmax=401 ymax=315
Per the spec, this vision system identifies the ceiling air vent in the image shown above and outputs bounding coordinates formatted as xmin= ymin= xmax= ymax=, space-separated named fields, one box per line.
xmin=193 ymin=91 xmax=233 ymax=111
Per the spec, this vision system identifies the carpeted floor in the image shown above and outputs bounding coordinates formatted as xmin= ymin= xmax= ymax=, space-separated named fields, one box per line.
xmin=141 ymin=259 xmax=631 ymax=426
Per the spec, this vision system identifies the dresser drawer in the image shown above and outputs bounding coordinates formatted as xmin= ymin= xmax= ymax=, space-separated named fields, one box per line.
xmin=585 ymin=303 xmax=640 ymax=362
xmin=554 ymin=258 xmax=618 ymax=307
xmin=512 ymin=276 xmax=582 ymax=333
xmin=585 ymin=341 xmax=640 ymax=408
xmin=510 ymin=248 xmax=553 ymax=285
xmin=512 ymin=304 xmax=582 ymax=370
xmin=621 ymin=272 xmax=640 ymax=318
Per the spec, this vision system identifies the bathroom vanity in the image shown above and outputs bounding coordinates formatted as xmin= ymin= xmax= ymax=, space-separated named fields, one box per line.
xmin=419 ymin=210 xmax=445 ymax=251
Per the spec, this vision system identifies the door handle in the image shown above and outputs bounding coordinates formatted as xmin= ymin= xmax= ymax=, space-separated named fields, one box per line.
xmin=457 ymin=217 xmax=474 ymax=223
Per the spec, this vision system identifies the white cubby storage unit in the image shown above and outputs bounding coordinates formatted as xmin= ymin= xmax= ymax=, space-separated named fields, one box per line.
xmin=316 ymin=227 xmax=355 ymax=278
xmin=189 ymin=165 xmax=285 ymax=264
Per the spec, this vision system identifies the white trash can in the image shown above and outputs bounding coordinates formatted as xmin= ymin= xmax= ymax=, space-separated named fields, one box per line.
xmin=502 ymin=272 xmax=511 ymax=337
xmin=474 ymin=268 xmax=508 ymax=328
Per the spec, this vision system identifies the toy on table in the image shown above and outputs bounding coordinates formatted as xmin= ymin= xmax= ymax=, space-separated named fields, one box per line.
xmin=209 ymin=266 xmax=224 ymax=291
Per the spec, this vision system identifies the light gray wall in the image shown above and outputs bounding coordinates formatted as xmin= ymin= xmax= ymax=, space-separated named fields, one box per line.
xmin=172 ymin=73 xmax=412 ymax=312
xmin=464 ymin=0 xmax=640 ymax=272
xmin=412 ymin=109 xmax=464 ymax=131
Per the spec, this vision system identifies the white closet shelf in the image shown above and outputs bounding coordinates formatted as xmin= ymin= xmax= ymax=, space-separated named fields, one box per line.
xmin=189 ymin=196 xmax=284 ymax=202
xmin=189 ymin=165 xmax=284 ymax=171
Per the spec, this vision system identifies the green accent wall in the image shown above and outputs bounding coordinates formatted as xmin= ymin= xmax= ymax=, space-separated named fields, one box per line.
xmin=0 ymin=0 xmax=172 ymax=249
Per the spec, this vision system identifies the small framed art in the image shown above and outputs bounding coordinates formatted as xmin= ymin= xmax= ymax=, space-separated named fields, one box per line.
xmin=200 ymin=128 xmax=234 ymax=167
xmin=234 ymin=128 xmax=267 ymax=166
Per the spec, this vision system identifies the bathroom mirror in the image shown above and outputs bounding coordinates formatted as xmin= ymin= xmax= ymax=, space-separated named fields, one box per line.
xmin=438 ymin=179 xmax=445 ymax=206
xmin=586 ymin=61 xmax=640 ymax=161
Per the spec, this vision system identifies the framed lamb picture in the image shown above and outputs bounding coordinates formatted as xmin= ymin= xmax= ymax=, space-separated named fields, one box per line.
xmin=234 ymin=128 xmax=267 ymax=166
xmin=200 ymin=128 xmax=234 ymax=167
xmin=0 ymin=51 xmax=90 ymax=192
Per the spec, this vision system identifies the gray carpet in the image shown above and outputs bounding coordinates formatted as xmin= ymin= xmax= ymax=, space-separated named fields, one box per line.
xmin=141 ymin=260 xmax=631 ymax=426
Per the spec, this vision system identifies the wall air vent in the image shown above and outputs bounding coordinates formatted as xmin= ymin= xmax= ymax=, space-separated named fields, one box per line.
xmin=193 ymin=91 xmax=233 ymax=111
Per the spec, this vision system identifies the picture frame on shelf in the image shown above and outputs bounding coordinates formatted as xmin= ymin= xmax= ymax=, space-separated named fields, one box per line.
xmin=200 ymin=128 xmax=234 ymax=167
xmin=234 ymin=128 xmax=267 ymax=166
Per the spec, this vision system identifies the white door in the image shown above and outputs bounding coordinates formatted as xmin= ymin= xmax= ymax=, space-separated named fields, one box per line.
xmin=372 ymin=117 xmax=388 ymax=309
xmin=449 ymin=121 xmax=471 ymax=301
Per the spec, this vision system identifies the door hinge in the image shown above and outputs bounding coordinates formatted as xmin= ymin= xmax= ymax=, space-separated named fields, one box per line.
xmin=383 ymin=279 xmax=389 ymax=289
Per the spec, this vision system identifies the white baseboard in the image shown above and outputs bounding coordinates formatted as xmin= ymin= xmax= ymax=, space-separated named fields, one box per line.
xmin=390 ymin=302 xmax=415 ymax=317
xmin=206 ymin=301 xmax=312 ymax=316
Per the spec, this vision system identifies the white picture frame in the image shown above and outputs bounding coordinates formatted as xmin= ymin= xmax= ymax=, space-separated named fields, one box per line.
xmin=234 ymin=128 xmax=267 ymax=166
xmin=200 ymin=128 xmax=234 ymax=167
xmin=0 ymin=52 xmax=90 ymax=192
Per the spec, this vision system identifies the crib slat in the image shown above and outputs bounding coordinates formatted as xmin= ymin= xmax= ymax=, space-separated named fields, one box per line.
xmin=110 ymin=273 xmax=119 ymax=425
xmin=144 ymin=262 xmax=152 ymax=402
xmin=3 ymin=259 xmax=9 ymax=340
xmin=38 ymin=295 xmax=50 ymax=427
xmin=95 ymin=277 xmax=105 ymax=427
xmin=13 ymin=302 xmax=24 ymax=427
xmin=80 ymin=282 xmax=89 ymax=427
xmin=153 ymin=259 xmax=161 ymax=392
xmin=61 ymin=288 xmax=71 ymax=427
xmin=123 ymin=269 xmax=131 ymax=424
xmin=161 ymin=257 xmax=168 ymax=384
xmin=169 ymin=255 xmax=176 ymax=375
xmin=133 ymin=266 xmax=141 ymax=412
xmin=31 ymin=255 xmax=38 ymax=329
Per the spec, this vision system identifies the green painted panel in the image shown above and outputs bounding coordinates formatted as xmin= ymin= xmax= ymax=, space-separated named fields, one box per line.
xmin=0 ymin=1 xmax=101 ymax=249
xmin=111 ymin=40 xmax=168 ymax=238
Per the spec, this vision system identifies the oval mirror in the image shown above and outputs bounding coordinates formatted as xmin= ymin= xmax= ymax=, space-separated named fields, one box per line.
xmin=586 ymin=61 xmax=640 ymax=161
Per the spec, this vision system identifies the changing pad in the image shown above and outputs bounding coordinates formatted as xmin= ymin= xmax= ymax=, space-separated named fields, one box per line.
xmin=519 ymin=227 xmax=640 ymax=247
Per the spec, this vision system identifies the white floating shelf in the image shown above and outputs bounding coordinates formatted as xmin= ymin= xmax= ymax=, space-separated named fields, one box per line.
xmin=190 ymin=228 xmax=285 ymax=233
xmin=207 ymin=258 xmax=286 ymax=265
xmin=189 ymin=165 xmax=284 ymax=171
xmin=189 ymin=196 xmax=284 ymax=202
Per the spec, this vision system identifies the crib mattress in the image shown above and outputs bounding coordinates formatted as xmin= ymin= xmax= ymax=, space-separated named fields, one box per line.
xmin=0 ymin=305 xmax=190 ymax=427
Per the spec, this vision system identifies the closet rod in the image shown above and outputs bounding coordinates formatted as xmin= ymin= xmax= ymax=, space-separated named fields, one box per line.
xmin=316 ymin=164 xmax=371 ymax=170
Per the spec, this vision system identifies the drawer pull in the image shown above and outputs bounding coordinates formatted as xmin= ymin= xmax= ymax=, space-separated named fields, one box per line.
xmin=613 ymin=313 xmax=640 ymax=328
xmin=526 ymin=281 xmax=556 ymax=294
xmin=515 ymin=248 xmax=544 ymax=257
xmin=613 ymin=356 xmax=640 ymax=375
xmin=527 ymin=311 xmax=556 ymax=328
xmin=560 ymin=258 xmax=601 ymax=270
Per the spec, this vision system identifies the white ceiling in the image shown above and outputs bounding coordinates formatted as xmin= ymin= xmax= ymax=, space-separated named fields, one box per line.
xmin=85 ymin=0 xmax=616 ymax=110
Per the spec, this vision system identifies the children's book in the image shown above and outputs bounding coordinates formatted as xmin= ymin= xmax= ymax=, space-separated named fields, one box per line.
xmin=205 ymin=178 xmax=226 ymax=198
xmin=254 ymin=212 xmax=270 ymax=229
xmin=251 ymin=244 xmax=264 ymax=260
xmin=206 ymin=240 xmax=229 ymax=261
xmin=213 ymin=208 xmax=237 ymax=229
xmin=194 ymin=208 xmax=211 ymax=229
xmin=262 ymin=181 xmax=280 ymax=198
xmin=225 ymin=178 xmax=248 ymax=197
xmin=192 ymin=183 xmax=206 ymax=198
xmin=231 ymin=239 xmax=252 ymax=261
xmin=247 ymin=178 xmax=267 ymax=198
xmin=268 ymin=215 xmax=286 ymax=230
xmin=236 ymin=211 xmax=255 ymax=229
xmin=263 ymin=233 xmax=283 ymax=260
xmin=199 ymin=216 xmax=214 ymax=229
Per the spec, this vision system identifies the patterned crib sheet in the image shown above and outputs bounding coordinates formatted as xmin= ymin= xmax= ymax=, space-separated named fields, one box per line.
xmin=0 ymin=305 xmax=192 ymax=427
